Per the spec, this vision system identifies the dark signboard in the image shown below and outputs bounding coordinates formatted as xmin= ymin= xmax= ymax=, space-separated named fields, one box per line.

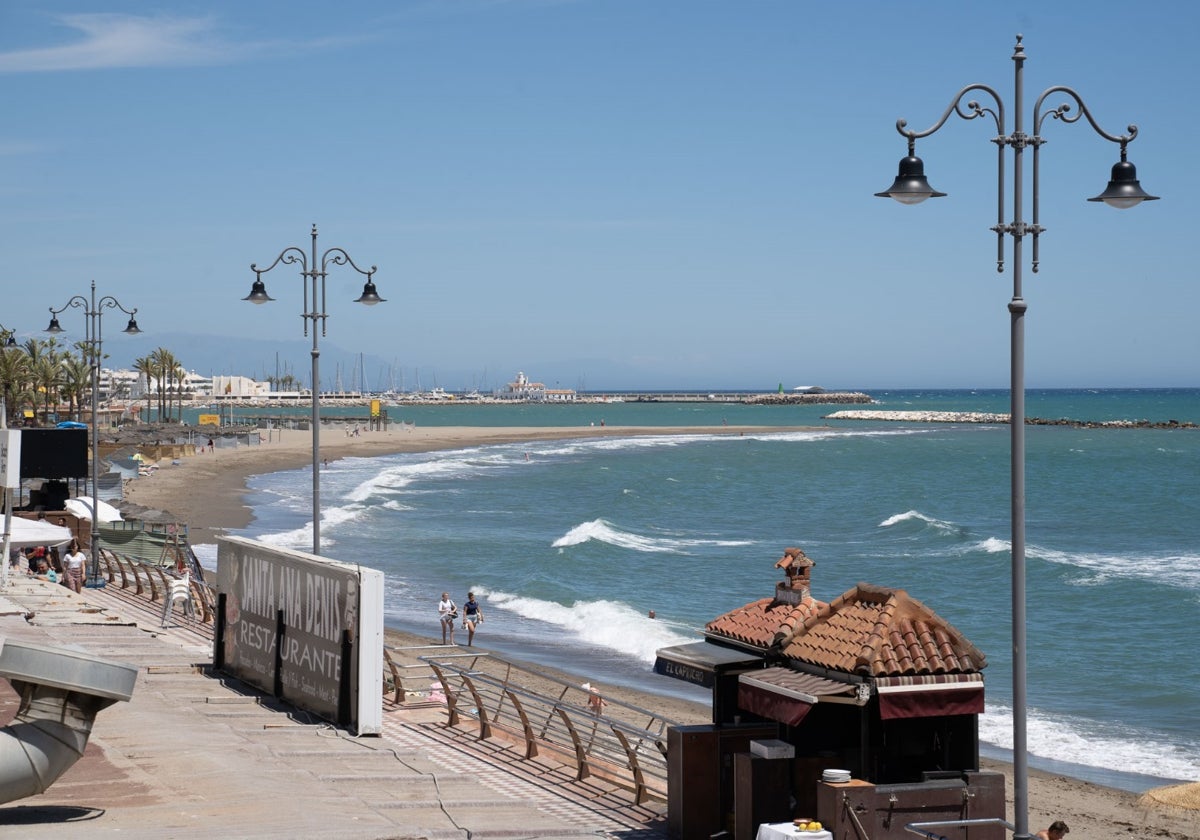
xmin=215 ymin=536 xmax=383 ymax=734
xmin=19 ymin=428 xmax=88 ymax=479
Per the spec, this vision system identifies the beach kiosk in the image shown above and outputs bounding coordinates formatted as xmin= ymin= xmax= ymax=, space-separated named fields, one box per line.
xmin=654 ymin=548 xmax=1005 ymax=840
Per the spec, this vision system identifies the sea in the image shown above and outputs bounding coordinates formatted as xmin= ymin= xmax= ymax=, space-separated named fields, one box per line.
xmin=188 ymin=388 xmax=1200 ymax=794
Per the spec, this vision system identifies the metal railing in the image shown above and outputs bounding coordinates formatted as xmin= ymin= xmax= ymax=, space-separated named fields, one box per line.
xmin=96 ymin=549 xmax=216 ymax=628
xmin=408 ymin=649 xmax=675 ymax=804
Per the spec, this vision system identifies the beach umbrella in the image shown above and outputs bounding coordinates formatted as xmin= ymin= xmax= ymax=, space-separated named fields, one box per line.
xmin=4 ymin=518 xmax=72 ymax=549
xmin=65 ymin=497 xmax=124 ymax=523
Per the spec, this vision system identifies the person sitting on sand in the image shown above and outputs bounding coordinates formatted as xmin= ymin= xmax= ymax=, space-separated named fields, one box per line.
xmin=1036 ymin=820 xmax=1069 ymax=840
xmin=462 ymin=592 xmax=483 ymax=646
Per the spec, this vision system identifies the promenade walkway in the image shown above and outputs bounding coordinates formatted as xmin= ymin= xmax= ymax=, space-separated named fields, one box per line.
xmin=0 ymin=576 xmax=670 ymax=839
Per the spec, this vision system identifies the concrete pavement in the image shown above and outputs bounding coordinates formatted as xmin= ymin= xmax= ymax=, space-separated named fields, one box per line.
xmin=0 ymin=575 xmax=670 ymax=839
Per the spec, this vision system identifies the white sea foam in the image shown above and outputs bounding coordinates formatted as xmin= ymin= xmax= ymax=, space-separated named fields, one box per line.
xmin=552 ymin=518 xmax=753 ymax=553
xmin=974 ymin=537 xmax=1200 ymax=591
xmin=878 ymin=509 xmax=963 ymax=536
xmin=484 ymin=590 xmax=698 ymax=663
xmin=344 ymin=452 xmax=491 ymax=501
xmin=979 ymin=703 xmax=1200 ymax=783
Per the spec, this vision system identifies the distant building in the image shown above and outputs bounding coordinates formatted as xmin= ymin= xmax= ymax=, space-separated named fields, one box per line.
xmin=211 ymin=375 xmax=270 ymax=400
xmin=496 ymin=371 xmax=576 ymax=402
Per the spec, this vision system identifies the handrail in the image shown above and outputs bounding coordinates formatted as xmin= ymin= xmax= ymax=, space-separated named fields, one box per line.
xmin=418 ymin=653 xmax=675 ymax=804
xmin=96 ymin=551 xmax=216 ymax=628
xmin=904 ymin=817 xmax=1017 ymax=840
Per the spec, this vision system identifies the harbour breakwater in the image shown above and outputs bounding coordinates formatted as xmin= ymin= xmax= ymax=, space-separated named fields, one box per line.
xmin=825 ymin=409 xmax=1198 ymax=429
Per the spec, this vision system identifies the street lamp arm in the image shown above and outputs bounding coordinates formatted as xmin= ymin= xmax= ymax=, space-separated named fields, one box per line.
xmin=250 ymin=246 xmax=310 ymax=276
xmin=894 ymin=83 xmax=1006 ymax=145
xmin=48 ymin=296 xmax=90 ymax=317
xmin=320 ymin=248 xmax=377 ymax=278
xmin=97 ymin=296 xmax=138 ymax=319
xmin=1034 ymin=85 xmax=1139 ymax=145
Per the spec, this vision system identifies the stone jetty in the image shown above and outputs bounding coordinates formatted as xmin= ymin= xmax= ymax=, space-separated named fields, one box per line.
xmin=825 ymin=409 xmax=1197 ymax=429
xmin=743 ymin=391 xmax=873 ymax=405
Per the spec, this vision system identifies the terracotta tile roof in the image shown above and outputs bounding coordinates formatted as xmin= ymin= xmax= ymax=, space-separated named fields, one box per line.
xmin=782 ymin=582 xmax=986 ymax=677
xmin=703 ymin=550 xmax=986 ymax=679
xmin=704 ymin=594 xmax=828 ymax=650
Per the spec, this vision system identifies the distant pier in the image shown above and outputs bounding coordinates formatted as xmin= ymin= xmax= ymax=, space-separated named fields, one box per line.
xmin=825 ymin=409 xmax=1197 ymax=429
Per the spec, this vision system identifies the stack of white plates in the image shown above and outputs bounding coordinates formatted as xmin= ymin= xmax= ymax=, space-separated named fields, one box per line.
xmin=822 ymin=769 xmax=851 ymax=783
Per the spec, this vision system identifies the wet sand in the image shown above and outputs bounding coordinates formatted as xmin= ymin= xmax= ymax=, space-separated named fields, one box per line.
xmin=122 ymin=424 xmax=1200 ymax=838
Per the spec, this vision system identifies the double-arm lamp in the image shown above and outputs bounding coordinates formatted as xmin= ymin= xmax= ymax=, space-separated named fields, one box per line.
xmin=875 ymin=35 xmax=1156 ymax=840
xmin=46 ymin=281 xmax=143 ymax=588
xmin=244 ymin=224 xmax=384 ymax=556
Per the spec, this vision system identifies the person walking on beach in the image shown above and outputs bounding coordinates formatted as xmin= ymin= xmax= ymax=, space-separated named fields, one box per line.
xmin=462 ymin=592 xmax=483 ymax=646
xmin=63 ymin=539 xmax=86 ymax=593
xmin=582 ymin=682 xmax=606 ymax=716
xmin=1036 ymin=821 xmax=1069 ymax=840
xmin=438 ymin=592 xmax=457 ymax=644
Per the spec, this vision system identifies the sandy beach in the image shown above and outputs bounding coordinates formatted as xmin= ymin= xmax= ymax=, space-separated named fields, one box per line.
xmin=122 ymin=423 xmax=1200 ymax=838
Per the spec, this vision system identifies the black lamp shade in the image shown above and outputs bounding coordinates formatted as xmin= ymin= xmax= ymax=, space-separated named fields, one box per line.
xmin=355 ymin=280 xmax=385 ymax=306
xmin=243 ymin=278 xmax=275 ymax=304
xmin=123 ymin=317 xmax=141 ymax=334
xmin=1088 ymin=158 xmax=1159 ymax=209
xmin=876 ymin=155 xmax=947 ymax=205
xmin=45 ymin=316 xmax=64 ymax=334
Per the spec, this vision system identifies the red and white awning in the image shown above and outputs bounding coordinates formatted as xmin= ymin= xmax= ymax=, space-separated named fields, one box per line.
xmin=737 ymin=667 xmax=858 ymax=726
xmin=875 ymin=673 xmax=984 ymax=720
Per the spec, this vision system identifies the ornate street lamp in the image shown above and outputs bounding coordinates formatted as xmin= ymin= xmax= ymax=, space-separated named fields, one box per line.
xmin=244 ymin=224 xmax=383 ymax=556
xmin=46 ymin=281 xmax=143 ymax=588
xmin=876 ymin=35 xmax=1156 ymax=840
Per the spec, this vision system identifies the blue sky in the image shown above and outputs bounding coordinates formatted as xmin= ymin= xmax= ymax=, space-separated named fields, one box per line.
xmin=1 ymin=1 xmax=1194 ymax=391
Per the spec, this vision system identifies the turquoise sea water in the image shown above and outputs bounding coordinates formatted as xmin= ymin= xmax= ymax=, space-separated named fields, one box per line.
xmin=197 ymin=389 xmax=1200 ymax=792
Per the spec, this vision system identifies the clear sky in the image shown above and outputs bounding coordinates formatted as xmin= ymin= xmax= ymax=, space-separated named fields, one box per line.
xmin=1 ymin=1 xmax=1195 ymax=391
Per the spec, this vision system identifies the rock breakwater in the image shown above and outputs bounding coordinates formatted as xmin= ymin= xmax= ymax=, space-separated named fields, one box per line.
xmin=824 ymin=410 xmax=1197 ymax=429
xmin=744 ymin=392 xmax=873 ymax=406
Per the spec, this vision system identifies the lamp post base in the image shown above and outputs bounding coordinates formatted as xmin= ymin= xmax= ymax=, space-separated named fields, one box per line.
xmin=85 ymin=576 xmax=107 ymax=589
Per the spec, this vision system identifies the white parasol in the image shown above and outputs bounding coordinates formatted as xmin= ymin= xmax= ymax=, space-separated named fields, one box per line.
xmin=64 ymin=496 xmax=124 ymax=523
xmin=3 ymin=518 xmax=73 ymax=549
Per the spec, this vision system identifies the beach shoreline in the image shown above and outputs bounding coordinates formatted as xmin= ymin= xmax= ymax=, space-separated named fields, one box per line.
xmin=121 ymin=423 xmax=1200 ymax=838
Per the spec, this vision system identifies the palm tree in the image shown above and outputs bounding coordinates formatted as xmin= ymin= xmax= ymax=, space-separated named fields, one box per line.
xmin=23 ymin=337 xmax=67 ymax=424
xmin=133 ymin=354 xmax=154 ymax=421
xmin=0 ymin=341 xmax=32 ymax=425
xmin=60 ymin=356 xmax=93 ymax=421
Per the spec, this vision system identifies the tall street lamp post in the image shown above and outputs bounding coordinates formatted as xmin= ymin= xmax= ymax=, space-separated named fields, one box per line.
xmin=244 ymin=224 xmax=384 ymax=556
xmin=876 ymin=35 xmax=1157 ymax=840
xmin=47 ymin=281 xmax=143 ymax=589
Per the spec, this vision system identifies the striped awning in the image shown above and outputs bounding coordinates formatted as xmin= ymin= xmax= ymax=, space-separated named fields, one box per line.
xmin=737 ymin=667 xmax=858 ymax=726
xmin=875 ymin=673 xmax=984 ymax=720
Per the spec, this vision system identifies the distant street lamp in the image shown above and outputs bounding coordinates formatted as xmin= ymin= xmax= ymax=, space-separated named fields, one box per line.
xmin=244 ymin=224 xmax=384 ymax=556
xmin=47 ymin=281 xmax=143 ymax=588
xmin=876 ymin=35 xmax=1156 ymax=840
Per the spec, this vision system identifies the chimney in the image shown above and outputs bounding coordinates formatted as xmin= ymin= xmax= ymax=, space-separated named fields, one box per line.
xmin=774 ymin=547 xmax=813 ymax=605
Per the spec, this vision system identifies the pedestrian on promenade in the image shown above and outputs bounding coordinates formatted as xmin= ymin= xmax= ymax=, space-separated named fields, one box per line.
xmin=462 ymin=592 xmax=483 ymax=646
xmin=63 ymin=539 xmax=86 ymax=593
xmin=438 ymin=592 xmax=457 ymax=644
